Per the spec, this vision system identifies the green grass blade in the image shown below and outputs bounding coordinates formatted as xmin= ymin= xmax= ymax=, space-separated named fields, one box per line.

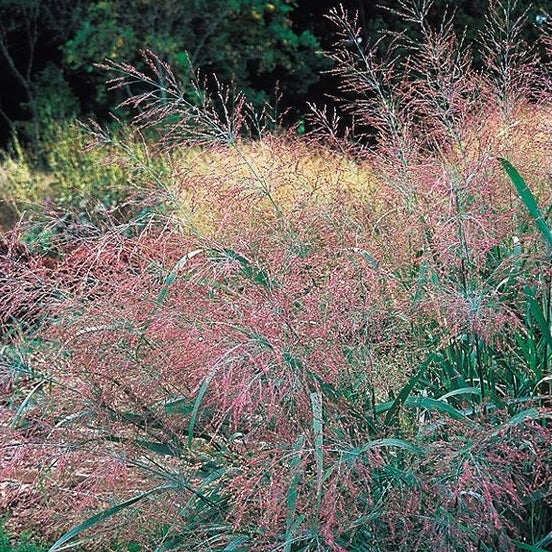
xmin=284 ymin=435 xmax=305 ymax=552
xmin=489 ymin=408 xmax=540 ymax=439
xmin=384 ymin=353 xmax=438 ymax=425
xmin=228 ymin=325 xmax=274 ymax=351
xmin=512 ymin=540 xmax=550 ymax=552
xmin=156 ymin=249 xmax=203 ymax=307
xmin=283 ymin=351 xmax=303 ymax=371
xmin=525 ymin=286 xmax=552 ymax=350
xmin=10 ymin=379 xmax=47 ymax=429
xmin=499 ymin=158 xmax=552 ymax=252
xmin=534 ymin=531 xmax=552 ymax=549
xmin=438 ymin=387 xmax=481 ymax=402
xmin=213 ymin=248 xmax=276 ymax=289
xmin=359 ymin=437 xmax=423 ymax=455
xmin=105 ymin=434 xmax=181 ymax=457
xmin=504 ymin=407 xmax=539 ymax=426
xmin=413 ymin=259 xmax=429 ymax=303
xmin=187 ymin=344 xmax=242 ymax=448
xmin=222 ymin=535 xmax=250 ymax=551
xmin=164 ymin=397 xmax=194 ymax=415
xmin=403 ymin=396 xmax=471 ymax=422
xmin=352 ymin=247 xmax=379 ymax=270
xmin=188 ymin=366 xmax=220 ymax=449
xmin=310 ymin=391 xmax=324 ymax=510
xmin=48 ymin=486 xmax=173 ymax=551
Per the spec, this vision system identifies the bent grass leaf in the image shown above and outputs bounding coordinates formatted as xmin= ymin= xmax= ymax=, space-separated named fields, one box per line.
xmin=105 ymin=434 xmax=182 ymax=457
xmin=499 ymin=158 xmax=552 ymax=253
xmin=344 ymin=438 xmax=422 ymax=461
xmin=512 ymin=541 xmax=551 ymax=552
xmin=133 ymin=439 xmax=180 ymax=457
xmin=188 ymin=344 xmax=243 ymax=448
xmin=283 ymin=353 xmax=340 ymax=399
xmin=283 ymin=351 xmax=302 ymax=370
xmin=534 ymin=531 xmax=552 ymax=550
xmin=164 ymin=396 xmax=195 ymax=415
xmin=188 ymin=365 xmax=220 ymax=449
xmin=48 ymin=485 xmax=174 ymax=552
xmin=352 ymin=247 xmax=379 ymax=270
xmin=404 ymin=396 xmax=472 ymax=422
xmin=384 ymin=353 xmax=439 ymax=425
xmin=438 ymin=387 xmax=482 ymax=402
xmin=525 ymin=286 xmax=552 ymax=350
xmin=413 ymin=259 xmax=430 ymax=303
xmin=507 ymin=407 xmax=540 ymax=425
xmin=360 ymin=437 xmax=423 ymax=455
xmin=212 ymin=248 xmax=276 ymax=289
xmin=222 ymin=535 xmax=250 ymax=551
xmin=156 ymin=249 xmax=203 ymax=307
xmin=228 ymin=324 xmax=274 ymax=351
xmin=487 ymin=409 xmax=541 ymax=439
xmin=10 ymin=379 xmax=47 ymax=429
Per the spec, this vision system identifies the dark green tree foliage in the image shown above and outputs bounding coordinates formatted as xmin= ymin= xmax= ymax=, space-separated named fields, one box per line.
xmin=362 ymin=0 xmax=552 ymax=60
xmin=1 ymin=0 xmax=551 ymax=149
xmin=63 ymin=0 xmax=326 ymax=111
xmin=0 ymin=0 xmax=325 ymax=146
xmin=0 ymin=0 xmax=84 ymax=148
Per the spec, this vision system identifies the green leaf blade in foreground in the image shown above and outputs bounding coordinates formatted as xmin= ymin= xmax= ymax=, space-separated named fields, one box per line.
xmin=284 ymin=435 xmax=306 ymax=552
xmin=512 ymin=540 xmax=551 ymax=552
xmin=187 ymin=344 xmax=243 ymax=448
xmin=223 ymin=535 xmax=250 ymax=551
xmin=164 ymin=396 xmax=194 ymax=415
xmin=188 ymin=365 xmax=219 ymax=449
xmin=383 ymin=353 xmax=439 ymax=425
xmin=499 ymin=158 xmax=552 ymax=251
xmin=48 ymin=485 xmax=173 ymax=552
xmin=404 ymin=396 xmax=470 ymax=422
xmin=525 ymin=286 xmax=552 ymax=350
xmin=360 ymin=437 xmax=423 ymax=455
xmin=154 ymin=249 xmax=203 ymax=312
xmin=216 ymin=248 xmax=277 ymax=290
xmin=310 ymin=391 xmax=324 ymax=510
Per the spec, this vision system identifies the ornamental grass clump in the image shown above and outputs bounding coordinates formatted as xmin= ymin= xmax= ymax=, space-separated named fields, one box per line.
xmin=1 ymin=1 xmax=551 ymax=550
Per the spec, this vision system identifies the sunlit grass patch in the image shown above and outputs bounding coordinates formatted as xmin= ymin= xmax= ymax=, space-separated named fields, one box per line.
xmin=166 ymin=133 xmax=381 ymax=237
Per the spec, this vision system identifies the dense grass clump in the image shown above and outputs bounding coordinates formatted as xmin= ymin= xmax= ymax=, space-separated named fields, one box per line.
xmin=0 ymin=521 xmax=45 ymax=552
xmin=1 ymin=1 xmax=551 ymax=551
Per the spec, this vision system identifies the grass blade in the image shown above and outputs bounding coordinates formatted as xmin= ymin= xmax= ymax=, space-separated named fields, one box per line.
xmin=525 ymin=286 xmax=552 ymax=350
xmin=284 ymin=435 xmax=305 ymax=552
xmin=512 ymin=540 xmax=550 ymax=552
xmin=352 ymin=247 xmax=379 ymax=270
xmin=310 ymin=391 xmax=324 ymax=511
xmin=501 ymin=407 xmax=540 ymax=428
xmin=438 ymin=387 xmax=481 ymax=402
xmin=384 ymin=353 xmax=438 ymax=425
xmin=404 ymin=395 xmax=472 ymax=422
xmin=10 ymin=379 xmax=47 ymax=429
xmin=188 ymin=344 xmax=242 ymax=448
xmin=499 ymin=158 xmax=552 ymax=252
xmin=164 ymin=396 xmax=195 ymax=415
xmin=212 ymin=248 xmax=276 ymax=289
xmin=188 ymin=365 xmax=221 ymax=449
xmin=360 ymin=437 xmax=422 ymax=455
xmin=222 ymin=535 xmax=250 ymax=551
xmin=156 ymin=249 xmax=203 ymax=307
xmin=48 ymin=485 xmax=173 ymax=551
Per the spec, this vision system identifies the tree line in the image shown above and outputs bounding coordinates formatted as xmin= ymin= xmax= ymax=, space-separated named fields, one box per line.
xmin=0 ymin=0 xmax=549 ymax=151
